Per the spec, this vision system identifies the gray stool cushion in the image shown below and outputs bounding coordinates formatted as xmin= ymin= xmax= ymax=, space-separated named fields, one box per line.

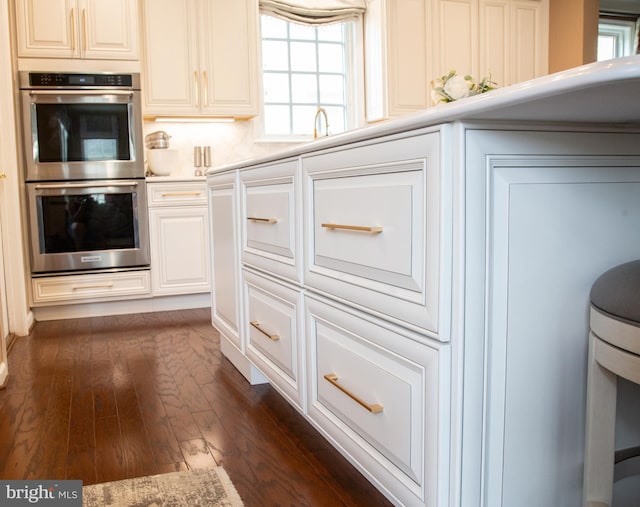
xmin=591 ymin=260 xmax=640 ymax=326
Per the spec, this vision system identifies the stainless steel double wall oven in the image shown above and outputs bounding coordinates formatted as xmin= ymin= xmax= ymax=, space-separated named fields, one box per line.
xmin=20 ymin=72 xmax=150 ymax=274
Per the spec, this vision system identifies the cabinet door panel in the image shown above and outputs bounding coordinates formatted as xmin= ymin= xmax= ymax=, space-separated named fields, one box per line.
xmin=16 ymin=0 xmax=76 ymax=58
xmin=201 ymin=0 xmax=258 ymax=115
xmin=209 ymin=182 xmax=241 ymax=348
xmin=141 ymin=0 xmax=199 ymax=113
xmin=149 ymin=207 xmax=210 ymax=295
xmin=82 ymin=0 xmax=139 ymax=59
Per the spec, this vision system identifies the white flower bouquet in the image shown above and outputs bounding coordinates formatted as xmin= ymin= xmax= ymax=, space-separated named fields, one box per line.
xmin=431 ymin=70 xmax=496 ymax=104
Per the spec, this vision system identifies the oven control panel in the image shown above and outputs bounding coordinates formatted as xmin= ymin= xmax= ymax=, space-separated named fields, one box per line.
xmin=22 ymin=72 xmax=138 ymax=89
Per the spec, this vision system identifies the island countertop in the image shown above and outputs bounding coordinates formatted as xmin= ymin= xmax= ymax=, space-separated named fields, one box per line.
xmin=207 ymin=55 xmax=640 ymax=175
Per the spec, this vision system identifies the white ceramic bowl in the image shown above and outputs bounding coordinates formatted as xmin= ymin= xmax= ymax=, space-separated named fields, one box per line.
xmin=147 ymin=149 xmax=178 ymax=176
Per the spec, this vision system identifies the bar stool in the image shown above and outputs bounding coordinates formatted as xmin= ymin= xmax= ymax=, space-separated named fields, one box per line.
xmin=583 ymin=260 xmax=640 ymax=507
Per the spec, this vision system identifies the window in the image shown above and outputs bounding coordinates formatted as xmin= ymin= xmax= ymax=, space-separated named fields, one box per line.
xmin=598 ymin=18 xmax=637 ymax=61
xmin=260 ymin=15 xmax=361 ymax=139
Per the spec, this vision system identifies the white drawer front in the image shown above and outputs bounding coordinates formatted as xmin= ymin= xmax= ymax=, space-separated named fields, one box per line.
xmin=32 ymin=270 xmax=151 ymax=305
xmin=241 ymin=159 xmax=300 ymax=282
xmin=306 ymin=296 xmax=446 ymax=506
xmin=303 ymin=131 xmax=440 ymax=336
xmin=147 ymin=181 xmax=207 ymax=207
xmin=245 ymin=183 xmax=294 ymax=259
xmin=314 ymin=169 xmax=422 ymax=290
xmin=244 ymin=270 xmax=304 ymax=409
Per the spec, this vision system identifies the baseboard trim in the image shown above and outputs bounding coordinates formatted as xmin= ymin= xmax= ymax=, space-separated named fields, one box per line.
xmin=32 ymin=293 xmax=210 ymax=321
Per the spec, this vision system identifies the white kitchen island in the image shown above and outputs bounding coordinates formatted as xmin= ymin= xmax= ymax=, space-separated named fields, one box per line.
xmin=207 ymin=56 xmax=640 ymax=507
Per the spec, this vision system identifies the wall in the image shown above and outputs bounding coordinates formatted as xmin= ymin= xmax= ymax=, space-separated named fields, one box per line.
xmin=143 ymin=120 xmax=300 ymax=177
xmin=548 ymin=0 xmax=599 ymax=73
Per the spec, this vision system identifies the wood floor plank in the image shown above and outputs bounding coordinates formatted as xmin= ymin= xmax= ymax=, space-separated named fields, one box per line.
xmin=0 ymin=308 xmax=391 ymax=506
xmin=95 ymin=415 xmax=126 ymax=483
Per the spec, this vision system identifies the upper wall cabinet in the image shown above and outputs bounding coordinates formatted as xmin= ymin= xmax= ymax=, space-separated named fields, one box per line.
xmin=141 ymin=0 xmax=259 ymax=118
xmin=365 ymin=0 xmax=431 ymax=121
xmin=15 ymin=0 xmax=139 ymax=60
xmin=364 ymin=0 xmax=549 ymax=121
xmin=433 ymin=0 xmax=548 ymax=88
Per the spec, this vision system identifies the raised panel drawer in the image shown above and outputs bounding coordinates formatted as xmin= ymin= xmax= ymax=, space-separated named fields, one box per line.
xmin=243 ymin=269 xmax=304 ymax=410
xmin=240 ymin=159 xmax=300 ymax=282
xmin=305 ymin=294 xmax=446 ymax=507
xmin=147 ymin=181 xmax=207 ymax=207
xmin=32 ymin=270 xmax=151 ymax=305
xmin=303 ymin=131 xmax=440 ymax=336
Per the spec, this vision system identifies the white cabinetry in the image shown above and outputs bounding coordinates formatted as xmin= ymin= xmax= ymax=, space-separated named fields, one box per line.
xmin=433 ymin=0 xmax=548 ymax=88
xmin=243 ymin=268 xmax=304 ymax=410
xmin=208 ymin=171 xmax=242 ymax=349
xmin=306 ymin=295 xmax=448 ymax=507
xmin=365 ymin=0 xmax=431 ymax=121
xmin=207 ymin=126 xmax=449 ymax=506
xmin=31 ymin=270 xmax=151 ymax=305
xmin=302 ymin=131 xmax=441 ymax=335
xmin=15 ymin=0 xmax=139 ymax=60
xmin=364 ymin=0 xmax=549 ymax=120
xmin=147 ymin=180 xmax=210 ymax=296
xmin=141 ymin=0 xmax=259 ymax=117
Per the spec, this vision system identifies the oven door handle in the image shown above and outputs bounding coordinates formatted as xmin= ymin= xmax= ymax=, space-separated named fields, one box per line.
xmin=29 ymin=90 xmax=134 ymax=97
xmin=34 ymin=181 xmax=140 ymax=190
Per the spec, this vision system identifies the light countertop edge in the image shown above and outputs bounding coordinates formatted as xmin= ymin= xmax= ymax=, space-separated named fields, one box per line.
xmin=206 ymin=56 xmax=640 ymax=176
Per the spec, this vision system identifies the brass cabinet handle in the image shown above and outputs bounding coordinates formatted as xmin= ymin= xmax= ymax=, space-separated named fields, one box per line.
xmin=203 ymin=70 xmax=209 ymax=108
xmin=194 ymin=71 xmax=199 ymax=108
xmin=250 ymin=321 xmax=279 ymax=341
xmin=321 ymin=223 xmax=383 ymax=234
xmin=160 ymin=192 xmax=202 ymax=197
xmin=72 ymin=283 xmax=115 ymax=290
xmin=0 ymin=173 xmax=6 ymax=179
xmin=247 ymin=217 xmax=277 ymax=224
xmin=82 ymin=8 xmax=87 ymax=51
xmin=323 ymin=373 xmax=384 ymax=414
xmin=70 ymin=7 xmax=76 ymax=51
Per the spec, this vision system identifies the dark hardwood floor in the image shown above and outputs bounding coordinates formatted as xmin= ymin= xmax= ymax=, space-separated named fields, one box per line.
xmin=0 ymin=308 xmax=392 ymax=506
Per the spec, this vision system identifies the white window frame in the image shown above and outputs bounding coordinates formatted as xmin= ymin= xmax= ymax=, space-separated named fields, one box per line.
xmin=598 ymin=18 xmax=637 ymax=61
xmin=256 ymin=14 xmax=364 ymax=143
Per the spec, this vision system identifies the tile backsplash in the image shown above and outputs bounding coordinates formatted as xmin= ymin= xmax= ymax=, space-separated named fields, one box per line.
xmin=143 ymin=120 xmax=299 ymax=177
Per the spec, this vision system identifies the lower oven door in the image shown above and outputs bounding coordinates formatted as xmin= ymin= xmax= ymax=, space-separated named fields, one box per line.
xmin=27 ymin=179 xmax=150 ymax=273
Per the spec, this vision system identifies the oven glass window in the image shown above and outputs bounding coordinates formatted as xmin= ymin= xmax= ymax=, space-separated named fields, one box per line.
xmin=38 ymin=192 xmax=137 ymax=253
xmin=35 ymin=103 xmax=131 ymax=163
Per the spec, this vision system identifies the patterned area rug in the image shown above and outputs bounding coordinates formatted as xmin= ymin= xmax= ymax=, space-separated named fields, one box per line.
xmin=83 ymin=467 xmax=244 ymax=506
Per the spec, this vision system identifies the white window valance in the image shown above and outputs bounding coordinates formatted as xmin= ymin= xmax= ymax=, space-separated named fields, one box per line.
xmin=259 ymin=0 xmax=366 ymax=25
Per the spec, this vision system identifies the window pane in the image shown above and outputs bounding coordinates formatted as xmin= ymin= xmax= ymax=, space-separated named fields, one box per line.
xmin=324 ymin=106 xmax=345 ymax=134
xmin=291 ymin=74 xmax=317 ymax=103
xmin=318 ymin=43 xmax=344 ymax=72
xmin=319 ymin=23 xmax=343 ymax=42
xmin=290 ymin=41 xmax=316 ymax=71
xmin=262 ymin=41 xmax=289 ymax=70
xmin=319 ymin=75 xmax=344 ymax=104
xmin=263 ymin=73 xmax=290 ymax=103
xmin=290 ymin=22 xmax=315 ymax=40
xmin=264 ymin=105 xmax=291 ymax=135
xmin=292 ymin=105 xmax=318 ymax=135
xmin=261 ymin=16 xmax=287 ymax=38
xmin=597 ymin=35 xmax=616 ymax=61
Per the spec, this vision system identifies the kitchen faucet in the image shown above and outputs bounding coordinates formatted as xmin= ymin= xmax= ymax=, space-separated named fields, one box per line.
xmin=313 ymin=107 xmax=329 ymax=139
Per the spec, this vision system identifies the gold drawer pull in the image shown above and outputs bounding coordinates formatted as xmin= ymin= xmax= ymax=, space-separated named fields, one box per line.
xmin=247 ymin=217 xmax=278 ymax=224
xmin=323 ymin=373 xmax=384 ymax=414
xmin=321 ymin=223 xmax=383 ymax=234
xmin=160 ymin=192 xmax=202 ymax=197
xmin=71 ymin=283 xmax=115 ymax=290
xmin=250 ymin=321 xmax=280 ymax=341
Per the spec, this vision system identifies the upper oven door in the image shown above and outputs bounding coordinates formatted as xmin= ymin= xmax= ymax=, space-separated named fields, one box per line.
xmin=21 ymin=89 xmax=144 ymax=181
